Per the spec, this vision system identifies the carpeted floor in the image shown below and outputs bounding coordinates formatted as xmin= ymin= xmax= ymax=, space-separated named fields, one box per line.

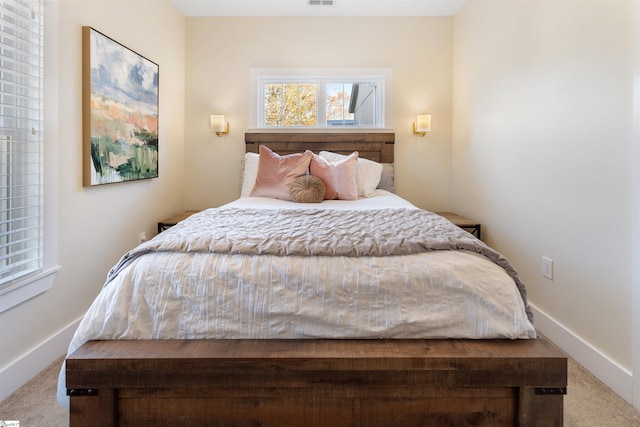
xmin=1 ymin=351 xmax=640 ymax=426
xmin=0 ymin=355 xmax=67 ymax=427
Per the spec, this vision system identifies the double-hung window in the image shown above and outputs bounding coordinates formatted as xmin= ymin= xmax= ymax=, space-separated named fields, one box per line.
xmin=0 ymin=0 xmax=51 ymax=311
xmin=252 ymin=68 xmax=391 ymax=129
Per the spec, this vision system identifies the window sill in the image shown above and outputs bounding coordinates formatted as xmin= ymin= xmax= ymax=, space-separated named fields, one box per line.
xmin=0 ymin=265 xmax=63 ymax=313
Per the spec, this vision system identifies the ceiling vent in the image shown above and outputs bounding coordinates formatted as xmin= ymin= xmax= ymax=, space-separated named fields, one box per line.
xmin=309 ymin=0 xmax=334 ymax=6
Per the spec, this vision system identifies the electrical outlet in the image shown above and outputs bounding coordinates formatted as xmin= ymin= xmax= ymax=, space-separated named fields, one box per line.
xmin=138 ymin=232 xmax=148 ymax=244
xmin=542 ymin=256 xmax=553 ymax=280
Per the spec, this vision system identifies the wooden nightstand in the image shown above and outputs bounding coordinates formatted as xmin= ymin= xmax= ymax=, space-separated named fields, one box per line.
xmin=157 ymin=211 xmax=200 ymax=234
xmin=436 ymin=212 xmax=482 ymax=240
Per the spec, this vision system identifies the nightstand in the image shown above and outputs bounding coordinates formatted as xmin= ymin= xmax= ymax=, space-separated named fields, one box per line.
xmin=436 ymin=212 xmax=482 ymax=240
xmin=157 ymin=211 xmax=200 ymax=234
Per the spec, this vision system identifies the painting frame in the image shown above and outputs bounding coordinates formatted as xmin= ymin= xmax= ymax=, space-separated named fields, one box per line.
xmin=82 ymin=27 xmax=159 ymax=186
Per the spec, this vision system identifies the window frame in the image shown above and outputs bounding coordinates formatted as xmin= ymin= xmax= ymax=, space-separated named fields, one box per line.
xmin=250 ymin=67 xmax=392 ymax=130
xmin=0 ymin=0 xmax=60 ymax=313
xmin=262 ymin=80 xmax=318 ymax=127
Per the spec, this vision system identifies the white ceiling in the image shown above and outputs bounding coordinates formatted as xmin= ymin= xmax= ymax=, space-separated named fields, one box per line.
xmin=170 ymin=0 xmax=468 ymax=17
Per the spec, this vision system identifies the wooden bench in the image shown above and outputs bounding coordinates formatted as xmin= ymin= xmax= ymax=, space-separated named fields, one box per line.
xmin=66 ymin=338 xmax=566 ymax=426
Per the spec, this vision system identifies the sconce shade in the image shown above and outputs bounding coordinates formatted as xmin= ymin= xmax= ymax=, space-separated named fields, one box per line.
xmin=210 ymin=114 xmax=229 ymax=136
xmin=414 ymin=115 xmax=431 ymax=136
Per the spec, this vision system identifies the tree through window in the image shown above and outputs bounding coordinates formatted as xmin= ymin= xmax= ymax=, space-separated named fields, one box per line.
xmin=254 ymin=69 xmax=388 ymax=129
xmin=264 ymin=83 xmax=316 ymax=127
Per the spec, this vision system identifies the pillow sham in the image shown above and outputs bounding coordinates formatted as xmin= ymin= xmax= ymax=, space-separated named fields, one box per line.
xmin=290 ymin=175 xmax=326 ymax=203
xmin=377 ymin=163 xmax=395 ymax=193
xmin=309 ymin=151 xmax=358 ymax=200
xmin=319 ymin=150 xmax=383 ymax=198
xmin=250 ymin=145 xmax=313 ymax=201
xmin=240 ymin=152 xmax=259 ymax=198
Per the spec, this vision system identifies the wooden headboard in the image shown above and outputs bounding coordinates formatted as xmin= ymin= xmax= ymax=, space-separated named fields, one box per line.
xmin=245 ymin=132 xmax=395 ymax=163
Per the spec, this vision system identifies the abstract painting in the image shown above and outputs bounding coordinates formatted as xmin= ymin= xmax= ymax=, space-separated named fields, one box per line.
xmin=82 ymin=27 xmax=159 ymax=186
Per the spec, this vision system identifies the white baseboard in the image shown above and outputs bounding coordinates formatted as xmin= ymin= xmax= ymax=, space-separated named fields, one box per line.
xmin=530 ymin=303 xmax=633 ymax=404
xmin=0 ymin=317 xmax=80 ymax=402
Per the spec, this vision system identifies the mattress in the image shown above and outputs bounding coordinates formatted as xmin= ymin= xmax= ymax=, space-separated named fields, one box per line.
xmin=57 ymin=191 xmax=536 ymax=407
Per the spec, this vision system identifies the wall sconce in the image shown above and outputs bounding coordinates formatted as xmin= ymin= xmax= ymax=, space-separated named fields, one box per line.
xmin=413 ymin=115 xmax=431 ymax=136
xmin=210 ymin=114 xmax=229 ymax=136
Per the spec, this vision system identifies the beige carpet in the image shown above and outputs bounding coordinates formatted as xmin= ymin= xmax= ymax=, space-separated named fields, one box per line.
xmin=1 ymin=352 xmax=640 ymax=426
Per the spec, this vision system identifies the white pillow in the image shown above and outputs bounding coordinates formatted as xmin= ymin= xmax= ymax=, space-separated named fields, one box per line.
xmin=319 ymin=151 xmax=383 ymax=198
xmin=377 ymin=163 xmax=395 ymax=193
xmin=240 ymin=152 xmax=259 ymax=197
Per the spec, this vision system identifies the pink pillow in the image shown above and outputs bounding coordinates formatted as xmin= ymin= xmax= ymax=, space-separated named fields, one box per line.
xmin=309 ymin=151 xmax=358 ymax=200
xmin=250 ymin=145 xmax=313 ymax=200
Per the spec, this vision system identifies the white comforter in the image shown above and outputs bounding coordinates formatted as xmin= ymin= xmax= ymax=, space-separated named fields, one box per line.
xmin=57 ymin=191 xmax=536 ymax=407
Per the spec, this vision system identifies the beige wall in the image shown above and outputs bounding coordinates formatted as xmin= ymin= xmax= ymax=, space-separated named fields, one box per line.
xmin=453 ymin=0 xmax=633 ymax=377
xmin=184 ymin=17 xmax=454 ymax=211
xmin=0 ymin=0 xmax=185 ymax=378
xmin=5 ymin=0 xmax=636 ymax=407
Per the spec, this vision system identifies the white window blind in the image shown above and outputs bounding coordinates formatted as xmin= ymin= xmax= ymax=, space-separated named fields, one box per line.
xmin=0 ymin=0 xmax=43 ymax=288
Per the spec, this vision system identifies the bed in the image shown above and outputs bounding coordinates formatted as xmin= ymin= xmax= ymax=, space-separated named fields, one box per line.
xmin=60 ymin=132 xmax=567 ymax=426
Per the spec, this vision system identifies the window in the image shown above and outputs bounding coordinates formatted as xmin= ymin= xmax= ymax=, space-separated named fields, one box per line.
xmin=326 ymin=83 xmax=354 ymax=126
xmin=251 ymin=68 xmax=391 ymax=129
xmin=264 ymin=82 xmax=317 ymax=126
xmin=0 ymin=0 xmax=56 ymax=311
